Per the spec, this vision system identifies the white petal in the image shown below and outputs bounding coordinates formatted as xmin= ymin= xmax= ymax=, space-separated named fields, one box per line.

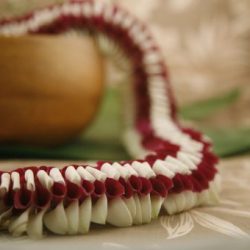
xmin=151 ymin=196 xmax=164 ymax=219
xmin=198 ymin=189 xmax=210 ymax=206
xmin=123 ymin=197 xmax=136 ymax=220
xmin=65 ymin=166 xmax=81 ymax=185
xmin=0 ymin=173 xmax=10 ymax=196
xmin=93 ymin=1 xmax=104 ymax=16
xmin=37 ymin=170 xmax=53 ymax=189
xmin=123 ymin=163 xmax=138 ymax=176
xmin=91 ymin=195 xmax=107 ymax=224
xmin=8 ymin=207 xmax=31 ymax=236
xmin=82 ymin=2 xmax=93 ymax=17
xmin=143 ymin=51 xmax=161 ymax=65
xmin=50 ymin=168 xmax=65 ymax=184
xmin=177 ymin=152 xmax=197 ymax=170
xmin=152 ymin=160 xmax=174 ymax=178
xmin=86 ymin=166 xmax=107 ymax=182
xmin=112 ymin=10 xmax=125 ymax=25
xmin=120 ymin=15 xmax=134 ymax=29
xmin=65 ymin=200 xmax=79 ymax=235
xmin=112 ymin=163 xmax=131 ymax=180
xmin=174 ymin=192 xmax=186 ymax=213
xmin=140 ymin=194 xmax=152 ymax=224
xmin=44 ymin=202 xmax=68 ymax=235
xmin=132 ymin=161 xmax=155 ymax=178
xmin=133 ymin=194 xmax=142 ymax=225
xmin=107 ymin=198 xmax=132 ymax=227
xmin=184 ymin=191 xmax=197 ymax=210
xmin=78 ymin=197 xmax=92 ymax=234
xmin=11 ymin=172 xmax=20 ymax=190
xmin=77 ymin=166 xmax=95 ymax=182
xmin=165 ymin=156 xmax=191 ymax=174
xmin=27 ymin=207 xmax=48 ymax=239
xmin=164 ymin=195 xmax=178 ymax=215
xmin=103 ymin=5 xmax=113 ymax=22
xmin=208 ymin=181 xmax=220 ymax=204
xmin=25 ymin=170 xmax=35 ymax=191
xmin=101 ymin=163 xmax=120 ymax=180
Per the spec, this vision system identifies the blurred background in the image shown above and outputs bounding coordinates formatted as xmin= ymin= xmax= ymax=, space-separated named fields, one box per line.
xmin=0 ymin=0 xmax=249 ymax=161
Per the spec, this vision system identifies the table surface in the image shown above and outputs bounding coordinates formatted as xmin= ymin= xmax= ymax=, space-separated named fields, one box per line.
xmin=0 ymin=156 xmax=250 ymax=250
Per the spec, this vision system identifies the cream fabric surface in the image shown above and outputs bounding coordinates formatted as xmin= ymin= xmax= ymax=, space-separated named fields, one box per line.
xmin=0 ymin=157 xmax=249 ymax=249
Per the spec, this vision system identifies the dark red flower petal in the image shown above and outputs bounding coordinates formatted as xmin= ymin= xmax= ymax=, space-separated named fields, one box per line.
xmin=139 ymin=177 xmax=152 ymax=196
xmin=80 ymin=179 xmax=95 ymax=202
xmin=150 ymin=178 xmax=167 ymax=197
xmin=128 ymin=175 xmax=142 ymax=193
xmin=92 ymin=180 xmax=106 ymax=202
xmin=155 ymin=175 xmax=173 ymax=191
xmin=119 ymin=178 xmax=133 ymax=199
xmin=105 ymin=178 xmax=124 ymax=200
xmin=193 ymin=170 xmax=209 ymax=190
xmin=190 ymin=175 xmax=203 ymax=192
xmin=199 ymin=162 xmax=216 ymax=181
xmin=13 ymin=188 xmax=33 ymax=210
xmin=66 ymin=181 xmax=83 ymax=202
xmin=33 ymin=183 xmax=51 ymax=209
xmin=182 ymin=128 xmax=203 ymax=141
xmin=171 ymin=174 xmax=185 ymax=193
xmin=51 ymin=182 xmax=66 ymax=205
xmin=180 ymin=175 xmax=193 ymax=191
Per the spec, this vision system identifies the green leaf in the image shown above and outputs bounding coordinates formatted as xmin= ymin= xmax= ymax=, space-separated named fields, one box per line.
xmin=202 ymin=127 xmax=250 ymax=157
xmin=0 ymin=139 xmax=130 ymax=161
xmin=180 ymin=88 xmax=240 ymax=120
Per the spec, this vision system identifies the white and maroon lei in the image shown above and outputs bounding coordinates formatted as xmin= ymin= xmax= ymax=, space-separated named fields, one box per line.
xmin=0 ymin=0 xmax=220 ymax=238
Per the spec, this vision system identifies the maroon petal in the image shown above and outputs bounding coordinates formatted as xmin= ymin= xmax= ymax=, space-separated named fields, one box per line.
xmin=33 ymin=183 xmax=52 ymax=209
xmin=66 ymin=181 xmax=83 ymax=202
xmin=155 ymin=175 xmax=173 ymax=191
xmin=171 ymin=174 xmax=185 ymax=193
xmin=180 ymin=175 xmax=193 ymax=191
xmin=193 ymin=170 xmax=209 ymax=190
xmin=139 ymin=177 xmax=152 ymax=196
xmin=199 ymin=163 xmax=216 ymax=181
xmin=128 ymin=175 xmax=142 ymax=193
xmin=119 ymin=178 xmax=133 ymax=199
xmin=92 ymin=180 xmax=106 ymax=202
xmin=105 ymin=178 xmax=124 ymax=200
xmin=203 ymin=151 xmax=218 ymax=165
xmin=51 ymin=182 xmax=66 ymax=205
xmin=142 ymin=135 xmax=167 ymax=152
xmin=150 ymin=178 xmax=167 ymax=197
xmin=190 ymin=175 xmax=203 ymax=192
xmin=80 ymin=179 xmax=95 ymax=201
xmin=13 ymin=188 xmax=33 ymax=210
xmin=145 ymin=155 xmax=158 ymax=165
xmin=182 ymin=128 xmax=203 ymax=141
xmin=204 ymin=161 xmax=217 ymax=178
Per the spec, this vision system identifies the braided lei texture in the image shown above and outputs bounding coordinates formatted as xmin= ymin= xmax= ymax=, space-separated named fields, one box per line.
xmin=0 ymin=0 xmax=220 ymax=238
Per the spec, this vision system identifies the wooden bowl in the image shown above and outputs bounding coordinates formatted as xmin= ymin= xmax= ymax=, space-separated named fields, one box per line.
xmin=0 ymin=35 xmax=105 ymax=146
